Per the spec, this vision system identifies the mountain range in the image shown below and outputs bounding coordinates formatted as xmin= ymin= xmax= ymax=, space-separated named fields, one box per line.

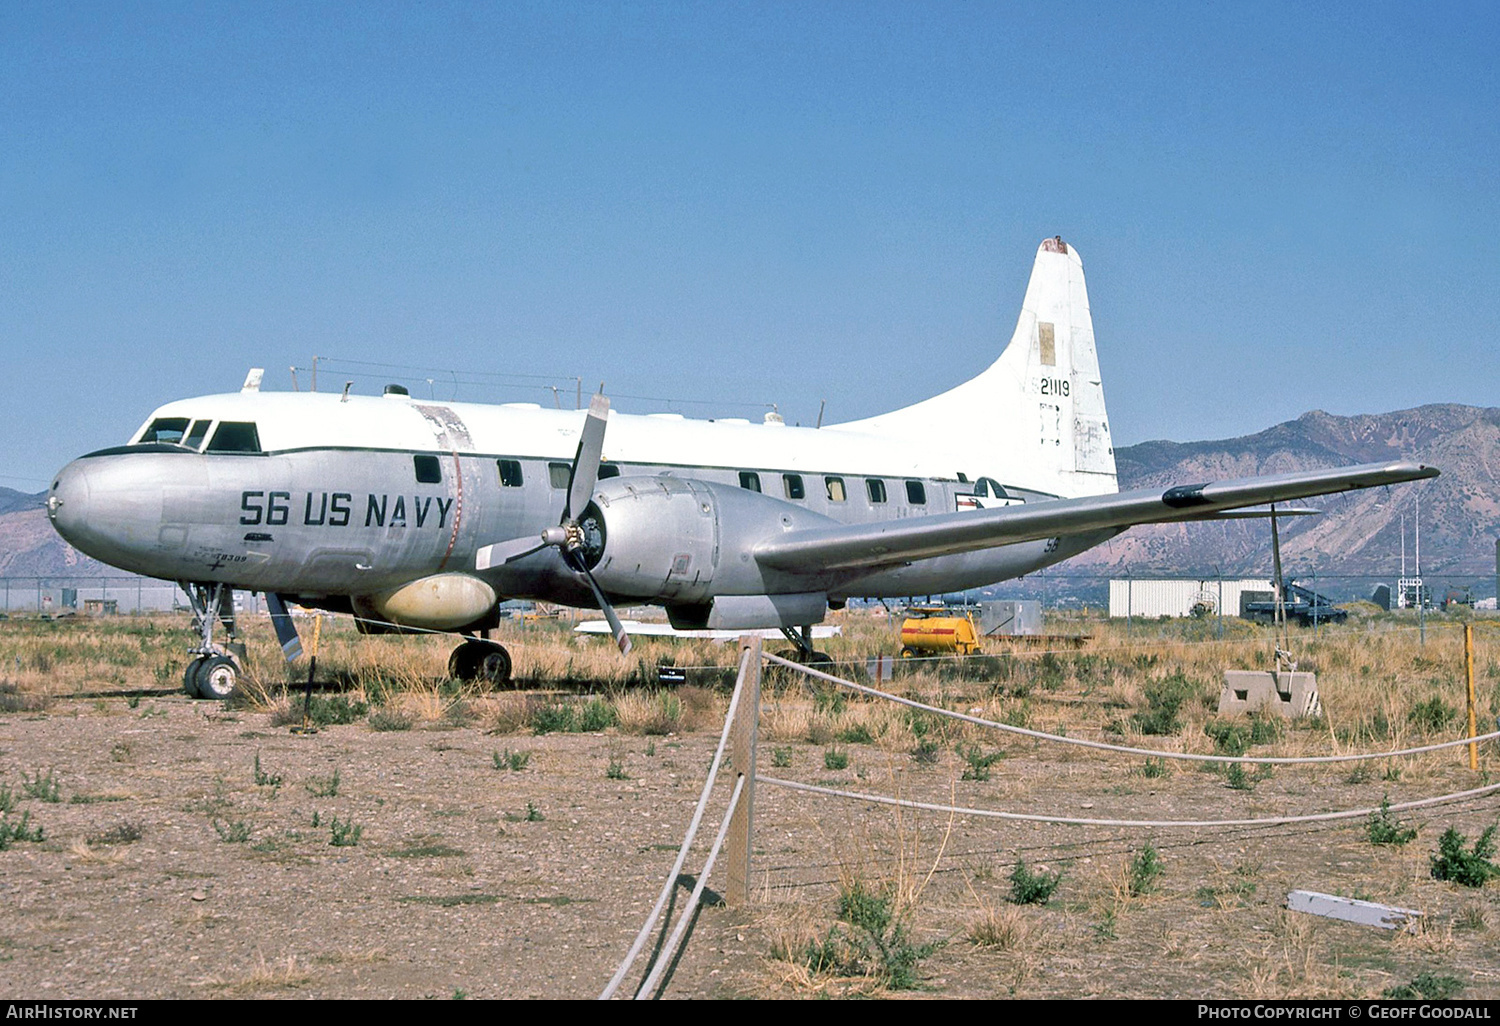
xmin=2 ymin=403 xmax=1495 ymax=588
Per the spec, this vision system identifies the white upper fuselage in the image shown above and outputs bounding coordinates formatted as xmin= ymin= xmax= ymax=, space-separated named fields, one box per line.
xmin=133 ymin=387 xmax=1080 ymax=495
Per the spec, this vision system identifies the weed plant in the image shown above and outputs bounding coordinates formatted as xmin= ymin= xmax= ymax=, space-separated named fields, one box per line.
xmin=1141 ymin=757 xmax=1170 ymax=779
xmin=1408 ymin=695 xmax=1456 ymax=733
xmin=21 ymin=769 xmax=61 ymax=803
xmin=1430 ymin=826 xmax=1500 ymax=887
xmin=1128 ymin=844 xmax=1165 ymax=896
xmin=213 ymin=818 xmax=251 ymax=843
xmin=329 ymin=816 xmax=362 ymax=847
xmin=530 ymin=698 xmax=616 ymax=735
xmin=1131 ymin=671 xmax=1205 ymax=735
xmin=492 ymin=749 xmax=530 ymax=771
xmin=0 ymin=811 xmax=44 ymax=849
xmin=304 ymin=770 xmax=341 ymax=797
xmin=1383 ymin=973 xmax=1464 ymax=1000
xmin=959 ymin=744 xmax=1003 ymax=782
xmin=368 ymin=707 xmax=415 ymax=731
xmin=823 ymin=747 xmax=849 ymax=771
xmin=1366 ymin=797 xmax=1418 ymax=847
xmin=1009 ymin=860 xmax=1063 ymax=905
xmin=910 ymin=739 xmax=939 ymax=765
xmin=832 ymin=878 xmax=937 ymax=990
xmin=252 ymin=753 xmax=282 ymax=788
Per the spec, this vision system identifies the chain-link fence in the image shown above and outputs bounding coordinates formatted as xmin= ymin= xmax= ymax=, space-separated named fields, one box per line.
xmin=0 ymin=577 xmax=266 ymax=616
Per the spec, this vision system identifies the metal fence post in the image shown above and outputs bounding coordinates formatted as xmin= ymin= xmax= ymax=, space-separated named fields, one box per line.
xmin=726 ymin=635 xmax=761 ymax=906
xmin=1466 ymin=623 xmax=1478 ymax=771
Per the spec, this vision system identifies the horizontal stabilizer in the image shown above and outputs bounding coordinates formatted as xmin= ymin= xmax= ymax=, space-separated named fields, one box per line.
xmin=754 ymin=461 xmax=1437 ymax=574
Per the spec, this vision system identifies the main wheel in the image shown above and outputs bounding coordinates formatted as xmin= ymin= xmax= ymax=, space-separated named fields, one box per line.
xmin=183 ymin=657 xmax=208 ymax=697
xmin=447 ymin=642 xmax=479 ymax=681
xmin=448 ymin=640 xmax=513 ymax=687
xmin=195 ymin=655 xmax=241 ymax=701
xmin=475 ymin=645 xmax=513 ymax=687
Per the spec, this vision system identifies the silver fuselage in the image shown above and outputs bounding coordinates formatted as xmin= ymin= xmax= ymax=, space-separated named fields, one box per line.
xmin=49 ymin=432 xmax=1104 ymax=610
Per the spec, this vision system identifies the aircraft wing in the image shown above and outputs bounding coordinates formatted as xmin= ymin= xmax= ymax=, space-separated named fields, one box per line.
xmin=754 ymin=460 xmax=1438 ymax=574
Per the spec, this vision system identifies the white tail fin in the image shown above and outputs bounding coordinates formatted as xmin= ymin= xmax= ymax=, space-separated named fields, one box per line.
xmin=828 ymin=236 xmax=1117 ymax=499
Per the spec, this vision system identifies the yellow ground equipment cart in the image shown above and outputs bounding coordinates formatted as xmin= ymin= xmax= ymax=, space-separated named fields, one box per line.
xmin=899 ymin=607 xmax=981 ymax=656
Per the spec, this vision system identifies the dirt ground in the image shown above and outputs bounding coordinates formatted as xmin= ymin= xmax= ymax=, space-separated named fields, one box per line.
xmin=2 ymin=680 xmax=1499 ymax=1001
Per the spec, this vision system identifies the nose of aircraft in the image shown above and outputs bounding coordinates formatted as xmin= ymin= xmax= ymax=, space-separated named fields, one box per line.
xmin=47 ymin=455 xmax=171 ymax=574
xmin=47 ymin=459 xmax=91 ymax=549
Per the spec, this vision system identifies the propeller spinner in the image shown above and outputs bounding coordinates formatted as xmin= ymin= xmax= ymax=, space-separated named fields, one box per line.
xmin=475 ymin=394 xmax=632 ymax=655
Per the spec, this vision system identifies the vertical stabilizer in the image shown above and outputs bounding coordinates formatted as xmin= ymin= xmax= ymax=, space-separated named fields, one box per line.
xmin=827 ymin=236 xmax=1117 ymax=498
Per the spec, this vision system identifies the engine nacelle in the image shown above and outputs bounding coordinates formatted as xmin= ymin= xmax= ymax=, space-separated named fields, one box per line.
xmin=577 ymin=476 xmax=840 ymax=619
xmin=353 ymin=572 xmax=498 ymax=631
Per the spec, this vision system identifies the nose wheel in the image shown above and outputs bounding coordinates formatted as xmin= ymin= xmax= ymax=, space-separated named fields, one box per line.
xmin=180 ymin=582 xmax=246 ymax=701
xmin=448 ymin=639 xmax=513 ymax=687
xmin=184 ymin=655 xmax=243 ymax=700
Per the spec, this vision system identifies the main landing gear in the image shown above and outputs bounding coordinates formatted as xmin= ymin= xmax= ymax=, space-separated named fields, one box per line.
xmin=448 ymin=634 xmax=513 ymax=687
xmin=181 ymin=582 xmax=246 ymax=701
xmin=778 ymin=625 xmax=831 ymax=667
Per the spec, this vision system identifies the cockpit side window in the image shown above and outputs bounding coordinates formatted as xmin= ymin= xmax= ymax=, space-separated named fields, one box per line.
xmin=183 ymin=420 xmax=212 ymax=450
xmin=206 ymin=422 xmax=262 ymax=454
xmin=138 ymin=417 xmax=190 ymax=444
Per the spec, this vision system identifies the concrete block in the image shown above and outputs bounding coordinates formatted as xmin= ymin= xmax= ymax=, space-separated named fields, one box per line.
xmin=1218 ymin=670 xmax=1321 ymax=719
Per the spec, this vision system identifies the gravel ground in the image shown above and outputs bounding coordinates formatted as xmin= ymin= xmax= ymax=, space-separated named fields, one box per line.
xmin=2 ymin=689 xmax=1499 ymax=1000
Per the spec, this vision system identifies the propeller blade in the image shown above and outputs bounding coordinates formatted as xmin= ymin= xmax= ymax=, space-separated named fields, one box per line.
xmin=564 ymin=393 xmax=610 ymax=522
xmin=476 ymin=537 xmax=545 ymax=571
xmin=477 ymin=525 xmax=574 ymax=570
xmin=266 ymin=592 xmax=303 ymax=662
xmin=566 ymin=550 xmax=632 ymax=655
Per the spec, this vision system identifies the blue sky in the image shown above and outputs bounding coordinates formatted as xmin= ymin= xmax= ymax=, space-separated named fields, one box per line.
xmin=3 ymin=1 xmax=1496 ymax=489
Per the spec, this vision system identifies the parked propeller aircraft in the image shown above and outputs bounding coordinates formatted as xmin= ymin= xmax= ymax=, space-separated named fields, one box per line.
xmin=46 ymin=237 xmax=1438 ymax=699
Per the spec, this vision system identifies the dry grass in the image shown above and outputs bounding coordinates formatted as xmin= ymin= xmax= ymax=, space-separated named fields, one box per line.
xmin=967 ymin=901 xmax=1036 ymax=949
xmin=202 ymin=951 xmax=315 ymax=993
xmin=1244 ymin=911 xmax=1367 ymax=1000
xmin=66 ymin=838 xmax=124 ymax=864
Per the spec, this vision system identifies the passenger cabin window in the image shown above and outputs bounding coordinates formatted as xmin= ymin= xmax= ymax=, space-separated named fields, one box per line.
xmin=825 ymin=476 xmax=847 ymax=502
xmin=497 ymin=459 xmax=524 ymax=487
xmin=139 ymin=417 xmax=189 ymax=444
xmin=183 ymin=420 xmax=211 ymax=450
xmin=205 ymin=421 xmax=262 ymax=454
xmin=783 ymin=474 xmax=805 ymax=500
xmin=866 ymin=478 xmax=887 ymax=504
xmin=413 ymin=455 xmax=443 ymax=484
xmin=739 ymin=471 xmax=762 ymax=492
xmin=598 ymin=463 xmax=621 ymax=480
xmin=906 ymin=480 xmax=927 ymax=505
xmin=548 ymin=462 xmax=571 ymax=489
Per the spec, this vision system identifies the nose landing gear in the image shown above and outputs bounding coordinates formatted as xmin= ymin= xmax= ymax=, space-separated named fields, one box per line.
xmin=181 ymin=582 xmax=246 ymax=700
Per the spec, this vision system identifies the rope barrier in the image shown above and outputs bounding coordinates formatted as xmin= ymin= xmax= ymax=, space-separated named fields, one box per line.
xmin=635 ymin=774 xmax=747 ymax=1000
xmin=761 ymin=651 xmax=1500 ymax=765
xmin=598 ymin=645 xmax=753 ymax=1001
xmin=756 ymin=775 xmax=1500 ymax=830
